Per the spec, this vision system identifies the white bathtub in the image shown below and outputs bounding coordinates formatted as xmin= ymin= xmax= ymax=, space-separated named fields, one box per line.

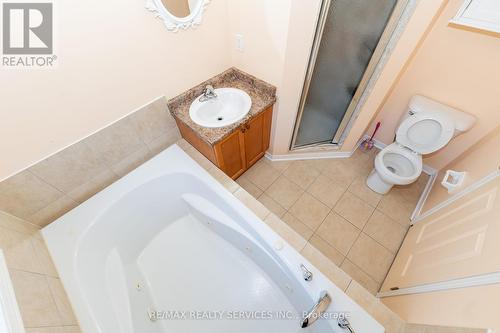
xmin=43 ymin=145 xmax=384 ymax=333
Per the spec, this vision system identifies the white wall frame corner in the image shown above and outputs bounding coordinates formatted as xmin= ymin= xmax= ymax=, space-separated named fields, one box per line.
xmin=450 ymin=0 xmax=500 ymax=34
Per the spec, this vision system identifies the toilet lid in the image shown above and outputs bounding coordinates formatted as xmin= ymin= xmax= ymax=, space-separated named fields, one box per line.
xmin=396 ymin=112 xmax=455 ymax=154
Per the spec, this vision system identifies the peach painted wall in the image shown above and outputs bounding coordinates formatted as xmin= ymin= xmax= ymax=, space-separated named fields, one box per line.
xmin=1 ymin=0 xmax=455 ymax=180
xmin=0 ymin=0 xmax=231 ymax=181
xmin=227 ymin=0 xmax=322 ymax=155
xmin=227 ymin=0 xmax=292 ymax=87
xmin=422 ymin=124 xmax=500 ymax=212
xmin=4 ymin=0 xmax=495 ymax=180
xmin=227 ymin=0 xmax=449 ymax=156
xmin=366 ymin=0 xmax=500 ymax=170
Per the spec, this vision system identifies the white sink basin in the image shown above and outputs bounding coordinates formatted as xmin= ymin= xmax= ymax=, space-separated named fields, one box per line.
xmin=189 ymin=88 xmax=252 ymax=128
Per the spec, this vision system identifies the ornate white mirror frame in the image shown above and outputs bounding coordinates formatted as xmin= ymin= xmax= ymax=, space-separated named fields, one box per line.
xmin=145 ymin=0 xmax=210 ymax=32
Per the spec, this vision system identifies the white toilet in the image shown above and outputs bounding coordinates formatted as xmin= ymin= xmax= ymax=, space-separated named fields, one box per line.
xmin=366 ymin=95 xmax=476 ymax=194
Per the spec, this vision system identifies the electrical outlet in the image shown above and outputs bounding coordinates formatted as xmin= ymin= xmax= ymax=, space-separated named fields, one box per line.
xmin=235 ymin=33 xmax=244 ymax=52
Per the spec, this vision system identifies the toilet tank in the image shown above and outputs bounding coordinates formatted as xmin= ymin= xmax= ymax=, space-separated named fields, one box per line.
xmin=402 ymin=95 xmax=476 ymax=137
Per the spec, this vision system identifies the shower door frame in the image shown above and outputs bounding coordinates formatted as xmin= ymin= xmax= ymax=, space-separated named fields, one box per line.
xmin=290 ymin=0 xmax=410 ymax=150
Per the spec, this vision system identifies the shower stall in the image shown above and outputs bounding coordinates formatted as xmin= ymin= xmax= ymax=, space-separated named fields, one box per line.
xmin=291 ymin=0 xmax=408 ymax=149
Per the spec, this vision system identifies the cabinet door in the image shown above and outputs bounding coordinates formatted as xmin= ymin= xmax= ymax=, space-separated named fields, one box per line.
xmin=244 ymin=107 xmax=273 ymax=169
xmin=214 ymin=130 xmax=246 ymax=179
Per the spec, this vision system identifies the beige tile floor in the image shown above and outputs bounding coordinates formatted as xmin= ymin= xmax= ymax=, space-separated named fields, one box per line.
xmin=237 ymin=148 xmax=429 ymax=294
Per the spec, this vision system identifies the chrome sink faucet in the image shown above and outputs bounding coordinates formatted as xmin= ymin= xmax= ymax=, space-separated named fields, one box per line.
xmin=301 ymin=291 xmax=331 ymax=328
xmin=199 ymin=85 xmax=217 ymax=102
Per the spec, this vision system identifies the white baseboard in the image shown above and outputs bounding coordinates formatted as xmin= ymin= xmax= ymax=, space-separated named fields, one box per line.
xmin=377 ymin=270 xmax=500 ymax=298
xmin=265 ymin=149 xmax=354 ymax=161
xmin=266 ymin=136 xmax=439 ymax=176
xmin=365 ymin=135 xmax=387 ymax=151
xmin=265 ymin=134 xmax=388 ymax=162
xmin=411 ymin=171 xmax=438 ymax=222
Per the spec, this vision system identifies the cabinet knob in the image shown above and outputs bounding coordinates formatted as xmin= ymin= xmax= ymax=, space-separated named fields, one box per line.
xmin=241 ymin=127 xmax=246 ymax=133
xmin=245 ymin=123 xmax=250 ymax=129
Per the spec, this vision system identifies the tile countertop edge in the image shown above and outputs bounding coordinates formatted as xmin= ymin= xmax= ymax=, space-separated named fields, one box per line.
xmin=167 ymin=67 xmax=277 ymax=145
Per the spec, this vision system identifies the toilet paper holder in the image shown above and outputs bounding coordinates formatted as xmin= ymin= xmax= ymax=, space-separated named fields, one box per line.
xmin=441 ymin=170 xmax=466 ymax=193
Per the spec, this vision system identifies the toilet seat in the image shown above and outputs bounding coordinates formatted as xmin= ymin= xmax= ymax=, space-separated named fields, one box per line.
xmin=370 ymin=111 xmax=451 ymax=190
xmin=396 ymin=112 xmax=455 ymax=154
xmin=367 ymin=95 xmax=475 ymax=195
xmin=374 ymin=143 xmax=422 ymax=185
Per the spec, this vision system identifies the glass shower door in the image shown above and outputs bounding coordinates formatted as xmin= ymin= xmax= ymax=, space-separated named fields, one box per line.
xmin=293 ymin=0 xmax=400 ymax=148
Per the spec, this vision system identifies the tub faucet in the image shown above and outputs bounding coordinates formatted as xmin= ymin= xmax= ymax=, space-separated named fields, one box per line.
xmin=300 ymin=264 xmax=313 ymax=281
xmin=199 ymin=85 xmax=217 ymax=102
xmin=301 ymin=291 xmax=331 ymax=328
xmin=338 ymin=317 xmax=356 ymax=333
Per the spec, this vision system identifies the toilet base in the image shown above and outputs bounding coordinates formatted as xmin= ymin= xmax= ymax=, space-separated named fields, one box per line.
xmin=366 ymin=169 xmax=393 ymax=194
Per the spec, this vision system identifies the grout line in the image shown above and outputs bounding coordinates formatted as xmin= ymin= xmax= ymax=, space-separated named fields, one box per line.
xmin=360 ymin=207 xmax=377 ymax=233
xmin=344 ymin=230 xmax=362 ymax=261
xmin=344 ymin=278 xmax=353 ymax=292
xmin=21 ymin=127 xmax=165 ymax=225
xmin=343 ymin=235 xmax=386 ymax=286
xmin=0 ymin=95 xmax=166 ymax=184
xmin=10 ymin=267 xmax=48 ymax=277
xmin=362 ymin=230 xmax=399 ymax=257
xmin=44 ymin=273 xmax=66 ymax=327
xmin=23 ymin=170 xmax=65 ymax=215
xmin=344 ymin=258 xmax=382 ymax=292
xmin=360 ymin=205 xmax=408 ymax=256
xmin=25 ymin=325 xmax=80 ymax=329
xmin=314 ymin=232 xmax=348 ymax=260
xmin=254 ymin=161 xmax=285 ymax=193
xmin=341 ymin=205 xmax=398 ymax=284
xmin=339 ymin=255 xmax=346 ymax=267
xmin=0 ymin=212 xmax=41 ymax=233
xmin=307 ymin=176 xmax=348 ymax=209
xmin=250 ymin=154 xmax=415 ymax=292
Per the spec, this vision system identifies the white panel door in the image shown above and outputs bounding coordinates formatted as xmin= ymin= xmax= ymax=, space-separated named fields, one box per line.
xmin=451 ymin=0 xmax=500 ymax=33
xmin=382 ymin=174 xmax=500 ymax=291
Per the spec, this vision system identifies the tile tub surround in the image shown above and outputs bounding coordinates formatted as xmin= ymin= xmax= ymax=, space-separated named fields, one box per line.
xmin=0 ymin=96 xmax=181 ymax=227
xmin=168 ymin=67 xmax=277 ymax=145
xmin=237 ymin=148 xmax=429 ymax=295
xmin=0 ymin=210 xmax=81 ymax=332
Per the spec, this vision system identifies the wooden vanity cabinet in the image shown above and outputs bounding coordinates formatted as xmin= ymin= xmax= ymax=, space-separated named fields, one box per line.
xmin=214 ymin=130 xmax=246 ymax=179
xmin=176 ymin=106 xmax=273 ymax=180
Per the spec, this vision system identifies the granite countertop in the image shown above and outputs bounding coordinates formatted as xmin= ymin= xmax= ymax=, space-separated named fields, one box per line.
xmin=168 ymin=67 xmax=277 ymax=145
